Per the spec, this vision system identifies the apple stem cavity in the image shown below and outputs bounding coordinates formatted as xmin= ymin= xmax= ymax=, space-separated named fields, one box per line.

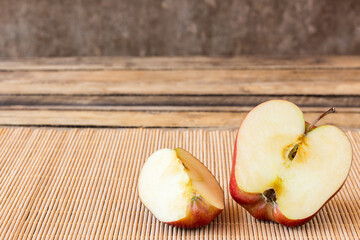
xmin=305 ymin=107 xmax=336 ymax=135
xmin=263 ymin=189 xmax=277 ymax=203
xmin=288 ymin=107 xmax=335 ymax=161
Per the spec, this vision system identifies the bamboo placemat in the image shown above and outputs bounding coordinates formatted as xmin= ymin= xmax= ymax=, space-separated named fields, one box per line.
xmin=1 ymin=128 xmax=359 ymax=239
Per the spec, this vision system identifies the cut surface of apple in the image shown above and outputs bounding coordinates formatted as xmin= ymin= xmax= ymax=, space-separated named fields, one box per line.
xmin=138 ymin=148 xmax=224 ymax=228
xmin=230 ymin=100 xmax=352 ymax=226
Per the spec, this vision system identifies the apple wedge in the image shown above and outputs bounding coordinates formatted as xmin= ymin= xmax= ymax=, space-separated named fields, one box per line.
xmin=138 ymin=148 xmax=224 ymax=228
xmin=230 ymin=100 xmax=352 ymax=227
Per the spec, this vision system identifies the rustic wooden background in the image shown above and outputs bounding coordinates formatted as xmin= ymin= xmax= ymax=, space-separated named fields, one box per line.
xmin=0 ymin=0 xmax=359 ymax=57
xmin=0 ymin=56 xmax=359 ymax=129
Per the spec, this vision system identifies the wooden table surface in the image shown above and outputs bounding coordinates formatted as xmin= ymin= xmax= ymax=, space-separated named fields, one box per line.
xmin=0 ymin=56 xmax=359 ymax=129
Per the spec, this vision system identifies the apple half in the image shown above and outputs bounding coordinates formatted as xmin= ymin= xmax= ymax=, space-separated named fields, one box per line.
xmin=230 ymin=100 xmax=352 ymax=227
xmin=138 ymin=148 xmax=224 ymax=228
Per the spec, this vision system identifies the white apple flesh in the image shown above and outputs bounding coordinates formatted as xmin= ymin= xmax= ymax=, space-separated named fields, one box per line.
xmin=230 ymin=100 xmax=352 ymax=227
xmin=138 ymin=148 xmax=224 ymax=228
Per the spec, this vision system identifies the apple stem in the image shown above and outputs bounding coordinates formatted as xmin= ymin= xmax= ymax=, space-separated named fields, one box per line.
xmin=305 ymin=107 xmax=336 ymax=135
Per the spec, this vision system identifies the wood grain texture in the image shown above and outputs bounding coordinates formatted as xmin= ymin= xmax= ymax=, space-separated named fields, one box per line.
xmin=0 ymin=70 xmax=359 ymax=95
xmin=0 ymin=0 xmax=359 ymax=57
xmin=1 ymin=128 xmax=360 ymax=239
xmin=0 ymin=57 xmax=358 ymax=128
xmin=0 ymin=108 xmax=358 ymax=128
xmin=1 ymin=56 xmax=360 ymax=71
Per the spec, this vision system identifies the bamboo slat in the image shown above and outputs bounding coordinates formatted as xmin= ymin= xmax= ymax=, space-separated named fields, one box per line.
xmin=1 ymin=128 xmax=359 ymax=239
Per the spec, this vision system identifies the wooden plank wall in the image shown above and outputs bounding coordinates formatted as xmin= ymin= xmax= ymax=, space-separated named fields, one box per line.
xmin=0 ymin=56 xmax=359 ymax=129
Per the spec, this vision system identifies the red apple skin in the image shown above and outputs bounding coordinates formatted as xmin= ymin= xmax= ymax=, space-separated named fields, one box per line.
xmin=166 ymin=196 xmax=223 ymax=229
xmin=229 ymin=123 xmax=351 ymax=227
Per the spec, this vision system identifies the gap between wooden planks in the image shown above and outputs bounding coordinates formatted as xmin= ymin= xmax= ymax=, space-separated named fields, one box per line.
xmin=0 ymin=94 xmax=359 ymax=108
xmin=1 ymin=56 xmax=360 ymax=70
